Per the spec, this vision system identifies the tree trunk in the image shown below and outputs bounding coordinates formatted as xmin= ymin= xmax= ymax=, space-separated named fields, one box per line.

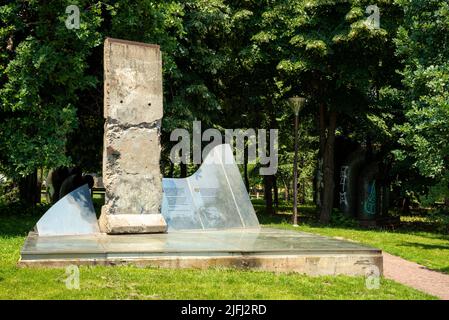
xmin=401 ymin=197 xmax=411 ymax=214
xmin=300 ymin=156 xmax=306 ymax=204
xmin=319 ymin=111 xmax=337 ymax=224
xmin=264 ymin=103 xmax=277 ymax=215
xmin=244 ymin=145 xmax=250 ymax=192
xmin=263 ymin=175 xmax=275 ymax=215
xmin=315 ymin=104 xmax=327 ymax=211
xmin=169 ymin=162 xmax=174 ymax=178
xmin=180 ymin=163 xmax=187 ymax=178
xmin=301 ymin=180 xmax=306 ymax=204
xmin=284 ymin=182 xmax=289 ymax=201
xmin=319 ymin=104 xmax=326 ymax=158
xmin=273 ymin=175 xmax=279 ymax=206
xmin=18 ymin=170 xmax=40 ymax=206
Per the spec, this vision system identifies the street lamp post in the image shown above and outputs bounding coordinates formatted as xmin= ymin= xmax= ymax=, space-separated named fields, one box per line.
xmin=288 ymin=96 xmax=306 ymax=227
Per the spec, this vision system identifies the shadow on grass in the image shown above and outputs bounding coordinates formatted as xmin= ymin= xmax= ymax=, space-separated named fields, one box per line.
xmin=438 ymin=266 xmax=449 ymax=273
xmin=398 ymin=241 xmax=449 ymax=251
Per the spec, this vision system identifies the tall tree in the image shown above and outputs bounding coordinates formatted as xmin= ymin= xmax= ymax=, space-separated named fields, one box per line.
xmin=394 ymin=0 xmax=449 ymax=200
xmin=254 ymin=0 xmax=401 ymax=222
xmin=0 ymin=1 xmax=103 ymax=204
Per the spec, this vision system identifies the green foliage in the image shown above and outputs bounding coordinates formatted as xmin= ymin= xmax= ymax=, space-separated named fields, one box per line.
xmin=0 ymin=0 xmax=447 ymax=213
xmin=162 ymin=0 xmax=230 ymax=130
xmin=329 ymin=210 xmax=359 ymax=228
xmin=0 ymin=1 xmax=104 ymax=178
xmin=394 ymin=0 xmax=449 ymax=181
xmin=0 ymin=178 xmax=18 ymax=204
xmin=266 ymin=0 xmax=400 ymax=109
xmin=419 ymin=177 xmax=449 ymax=207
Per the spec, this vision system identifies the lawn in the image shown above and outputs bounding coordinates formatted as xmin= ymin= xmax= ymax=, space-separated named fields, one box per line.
xmin=0 ymin=204 xmax=437 ymax=300
xmin=254 ymin=201 xmax=449 ymax=274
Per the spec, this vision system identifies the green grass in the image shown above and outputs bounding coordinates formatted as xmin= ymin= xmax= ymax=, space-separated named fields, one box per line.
xmin=0 ymin=209 xmax=437 ymax=300
xmin=255 ymin=201 xmax=449 ymax=274
xmin=0 ymin=264 xmax=435 ymax=300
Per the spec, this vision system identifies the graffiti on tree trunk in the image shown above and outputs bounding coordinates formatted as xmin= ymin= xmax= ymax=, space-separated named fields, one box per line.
xmin=363 ymin=180 xmax=376 ymax=216
xmin=339 ymin=166 xmax=349 ymax=208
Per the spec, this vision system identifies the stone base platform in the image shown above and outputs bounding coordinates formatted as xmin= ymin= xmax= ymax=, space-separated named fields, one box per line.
xmin=19 ymin=228 xmax=382 ymax=276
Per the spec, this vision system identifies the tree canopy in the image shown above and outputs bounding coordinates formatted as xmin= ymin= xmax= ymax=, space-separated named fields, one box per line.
xmin=1 ymin=0 xmax=448 ymax=216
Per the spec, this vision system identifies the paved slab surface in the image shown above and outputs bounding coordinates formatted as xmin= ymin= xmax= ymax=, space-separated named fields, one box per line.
xmin=21 ymin=228 xmax=380 ymax=256
xmin=383 ymin=252 xmax=449 ymax=300
xmin=19 ymin=228 xmax=382 ymax=276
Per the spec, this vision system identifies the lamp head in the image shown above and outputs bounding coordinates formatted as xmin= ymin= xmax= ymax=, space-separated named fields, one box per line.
xmin=288 ymin=96 xmax=306 ymax=115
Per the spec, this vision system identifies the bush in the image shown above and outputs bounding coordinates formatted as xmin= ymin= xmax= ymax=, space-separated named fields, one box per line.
xmin=428 ymin=210 xmax=449 ymax=234
xmin=0 ymin=179 xmax=19 ymax=205
xmin=0 ymin=200 xmax=49 ymax=217
xmin=329 ymin=210 xmax=358 ymax=228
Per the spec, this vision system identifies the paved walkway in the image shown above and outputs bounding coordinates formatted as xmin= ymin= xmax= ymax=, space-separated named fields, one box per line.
xmin=383 ymin=252 xmax=449 ymax=300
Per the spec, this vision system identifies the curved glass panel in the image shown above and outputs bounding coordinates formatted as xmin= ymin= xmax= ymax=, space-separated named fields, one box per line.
xmin=162 ymin=144 xmax=260 ymax=231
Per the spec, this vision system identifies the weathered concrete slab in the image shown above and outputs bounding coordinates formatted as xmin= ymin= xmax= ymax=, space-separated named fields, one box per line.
xmin=19 ymin=228 xmax=382 ymax=276
xmin=100 ymin=37 xmax=166 ymax=234
xmin=104 ymin=38 xmax=163 ymax=125
xmin=99 ymin=213 xmax=167 ymax=234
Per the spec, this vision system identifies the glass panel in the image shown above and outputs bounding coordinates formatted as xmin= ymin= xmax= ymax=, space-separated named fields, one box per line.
xmin=161 ymin=179 xmax=203 ymax=230
xmin=162 ymin=144 xmax=260 ymax=231
xmin=36 ymin=184 xmax=100 ymax=236
xmin=220 ymin=146 xmax=260 ymax=228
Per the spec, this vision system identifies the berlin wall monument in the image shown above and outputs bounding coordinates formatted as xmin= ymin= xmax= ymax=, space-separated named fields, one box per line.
xmin=99 ymin=38 xmax=167 ymax=234
xmin=21 ymin=38 xmax=382 ymax=277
